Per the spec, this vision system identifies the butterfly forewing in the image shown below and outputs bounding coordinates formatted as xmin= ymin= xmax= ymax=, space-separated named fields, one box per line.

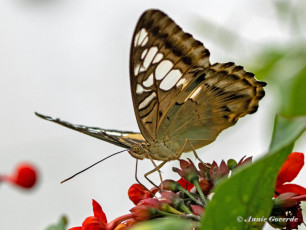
xmin=35 ymin=112 xmax=146 ymax=149
xmin=130 ymin=9 xmax=266 ymax=156
xmin=130 ymin=10 xmax=211 ymax=143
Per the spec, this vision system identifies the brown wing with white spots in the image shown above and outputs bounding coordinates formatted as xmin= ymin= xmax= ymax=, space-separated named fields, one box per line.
xmin=157 ymin=62 xmax=266 ymax=151
xmin=130 ymin=9 xmax=210 ymax=142
xmin=35 ymin=112 xmax=146 ymax=148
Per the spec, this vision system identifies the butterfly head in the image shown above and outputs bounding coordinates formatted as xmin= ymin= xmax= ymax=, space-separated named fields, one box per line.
xmin=128 ymin=143 xmax=150 ymax=160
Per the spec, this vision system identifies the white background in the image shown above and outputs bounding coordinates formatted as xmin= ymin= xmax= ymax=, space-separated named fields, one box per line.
xmin=0 ymin=0 xmax=305 ymax=229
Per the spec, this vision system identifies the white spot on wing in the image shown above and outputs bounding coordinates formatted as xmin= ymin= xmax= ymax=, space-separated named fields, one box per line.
xmin=139 ymin=92 xmax=156 ymax=110
xmin=87 ymin=128 xmax=101 ymax=134
xmin=136 ymin=84 xmax=151 ymax=94
xmin=134 ymin=64 xmax=140 ymax=76
xmin=152 ymin=53 xmax=163 ymax=64
xmin=143 ymin=47 xmax=158 ymax=69
xmin=139 ymin=65 xmax=147 ymax=73
xmin=143 ymin=74 xmax=154 ymax=87
xmin=135 ymin=28 xmax=148 ymax=47
xmin=176 ymin=78 xmax=186 ymax=87
xmin=155 ymin=60 xmax=173 ymax=80
xmin=141 ymin=49 xmax=148 ymax=60
xmin=142 ymin=36 xmax=149 ymax=46
xmin=105 ymin=131 xmax=122 ymax=136
xmin=134 ymin=32 xmax=140 ymax=47
xmin=160 ymin=69 xmax=182 ymax=91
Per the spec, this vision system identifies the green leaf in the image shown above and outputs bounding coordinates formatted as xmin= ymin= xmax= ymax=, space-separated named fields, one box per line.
xmin=285 ymin=67 xmax=306 ymax=116
xmin=45 ymin=216 xmax=68 ymax=230
xmin=200 ymin=115 xmax=306 ymax=230
xmin=130 ymin=217 xmax=194 ymax=230
xmin=269 ymin=115 xmax=306 ymax=153
xmin=252 ymin=48 xmax=286 ymax=81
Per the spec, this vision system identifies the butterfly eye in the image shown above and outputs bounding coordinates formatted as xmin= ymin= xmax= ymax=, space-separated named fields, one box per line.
xmin=133 ymin=143 xmax=145 ymax=153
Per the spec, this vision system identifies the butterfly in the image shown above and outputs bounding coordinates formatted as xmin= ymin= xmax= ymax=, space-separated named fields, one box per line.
xmin=36 ymin=9 xmax=266 ymax=163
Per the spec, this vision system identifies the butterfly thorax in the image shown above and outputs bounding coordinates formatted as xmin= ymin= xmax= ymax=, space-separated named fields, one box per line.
xmin=129 ymin=140 xmax=181 ymax=161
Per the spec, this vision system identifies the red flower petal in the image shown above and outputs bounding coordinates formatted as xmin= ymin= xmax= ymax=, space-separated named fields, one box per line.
xmin=160 ymin=191 xmax=179 ymax=204
xmin=209 ymin=161 xmax=218 ymax=178
xmin=82 ymin=216 xmax=106 ymax=230
xmin=138 ymin=198 xmax=162 ymax=209
xmin=276 ymin=152 xmax=304 ymax=187
xmin=114 ymin=220 xmax=136 ymax=230
xmin=130 ymin=204 xmax=159 ymax=221
xmin=177 ymin=178 xmax=194 ymax=191
xmin=199 ymin=178 xmax=213 ymax=195
xmin=191 ymin=205 xmax=204 ymax=216
xmin=92 ymin=200 xmax=107 ymax=224
xmin=179 ymin=159 xmax=190 ymax=170
xmin=69 ymin=227 xmax=82 ymax=230
xmin=276 ymin=184 xmax=306 ymax=196
xmin=219 ymin=160 xmax=229 ymax=177
xmin=128 ymin=184 xmax=153 ymax=205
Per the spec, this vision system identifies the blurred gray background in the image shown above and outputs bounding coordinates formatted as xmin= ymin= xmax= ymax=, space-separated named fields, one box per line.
xmin=0 ymin=0 xmax=305 ymax=229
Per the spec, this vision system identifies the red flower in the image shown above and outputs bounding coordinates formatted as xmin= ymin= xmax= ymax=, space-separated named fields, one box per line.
xmin=236 ymin=156 xmax=252 ymax=167
xmin=198 ymin=162 xmax=211 ymax=178
xmin=69 ymin=199 xmax=107 ymax=230
xmin=270 ymin=152 xmax=306 ymax=229
xmin=113 ymin=219 xmax=137 ymax=230
xmin=274 ymin=193 xmax=306 ymax=209
xmin=276 ymin=152 xmax=306 ymax=195
xmin=199 ymin=178 xmax=213 ymax=195
xmin=270 ymin=193 xmax=306 ymax=229
xmin=0 ymin=163 xmax=37 ymax=189
xmin=70 ymin=199 xmax=136 ymax=230
xmin=137 ymin=198 xmax=162 ymax=209
xmin=130 ymin=205 xmax=158 ymax=221
xmin=173 ymin=159 xmax=199 ymax=184
xmin=160 ymin=191 xmax=179 ymax=204
xmin=177 ymin=178 xmax=194 ymax=191
xmin=191 ymin=205 xmax=204 ymax=216
xmin=128 ymin=184 xmax=154 ymax=205
xmin=209 ymin=160 xmax=229 ymax=181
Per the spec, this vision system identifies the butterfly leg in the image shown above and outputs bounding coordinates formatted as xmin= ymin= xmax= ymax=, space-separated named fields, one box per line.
xmin=135 ymin=159 xmax=142 ymax=185
xmin=175 ymin=140 xmax=210 ymax=168
xmin=134 ymin=159 xmax=155 ymax=194
xmin=187 ymin=140 xmax=208 ymax=167
xmin=144 ymin=160 xmax=168 ymax=190
xmin=174 ymin=139 xmax=189 ymax=159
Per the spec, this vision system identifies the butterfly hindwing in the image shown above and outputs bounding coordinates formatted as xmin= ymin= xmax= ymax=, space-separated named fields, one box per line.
xmin=130 ymin=9 xmax=211 ymax=143
xmin=35 ymin=112 xmax=146 ymax=149
xmin=158 ymin=62 xmax=266 ymax=151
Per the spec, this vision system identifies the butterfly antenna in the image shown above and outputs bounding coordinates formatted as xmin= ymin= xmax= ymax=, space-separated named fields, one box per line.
xmin=61 ymin=149 xmax=127 ymax=183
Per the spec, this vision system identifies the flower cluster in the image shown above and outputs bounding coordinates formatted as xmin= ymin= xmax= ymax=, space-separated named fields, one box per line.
xmin=270 ymin=152 xmax=306 ymax=229
xmin=69 ymin=153 xmax=306 ymax=230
